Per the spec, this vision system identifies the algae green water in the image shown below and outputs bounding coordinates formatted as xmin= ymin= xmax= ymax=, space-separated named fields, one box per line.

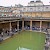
xmin=0 ymin=31 xmax=45 ymax=50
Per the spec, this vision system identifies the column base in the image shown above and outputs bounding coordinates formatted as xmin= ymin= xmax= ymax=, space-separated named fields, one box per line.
xmin=30 ymin=30 xmax=32 ymax=31
xmin=30 ymin=20 xmax=32 ymax=31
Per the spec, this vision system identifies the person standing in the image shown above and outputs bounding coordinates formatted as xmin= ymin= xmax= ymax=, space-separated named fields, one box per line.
xmin=1 ymin=32 xmax=3 ymax=37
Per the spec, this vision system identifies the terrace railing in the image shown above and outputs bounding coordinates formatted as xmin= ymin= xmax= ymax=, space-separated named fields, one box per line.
xmin=0 ymin=15 xmax=22 ymax=21
xmin=22 ymin=16 xmax=50 ymax=20
xmin=32 ymin=17 xmax=50 ymax=20
xmin=0 ymin=15 xmax=50 ymax=21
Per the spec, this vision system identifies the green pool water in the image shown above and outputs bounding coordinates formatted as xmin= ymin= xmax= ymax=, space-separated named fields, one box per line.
xmin=0 ymin=31 xmax=46 ymax=50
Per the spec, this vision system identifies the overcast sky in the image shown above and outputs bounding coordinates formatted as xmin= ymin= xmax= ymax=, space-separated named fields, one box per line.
xmin=0 ymin=0 xmax=50 ymax=6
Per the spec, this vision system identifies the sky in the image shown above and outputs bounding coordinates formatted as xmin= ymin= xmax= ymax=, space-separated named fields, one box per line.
xmin=0 ymin=0 xmax=50 ymax=6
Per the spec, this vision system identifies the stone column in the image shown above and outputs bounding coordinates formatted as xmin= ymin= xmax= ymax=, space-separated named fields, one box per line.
xmin=22 ymin=21 xmax=24 ymax=31
xmin=30 ymin=20 xmax=32 ymax=31
xmin=17 ymin=21 xmax=19 ymax=31
xmin=40 ymin=21 xmax=42 ymax=32
xmin=10 ymin=22 xmax=12 ymax=32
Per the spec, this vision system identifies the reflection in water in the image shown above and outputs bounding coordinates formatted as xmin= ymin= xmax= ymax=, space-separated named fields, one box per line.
xmin=16 ymin=46 xmax=30 ymax=50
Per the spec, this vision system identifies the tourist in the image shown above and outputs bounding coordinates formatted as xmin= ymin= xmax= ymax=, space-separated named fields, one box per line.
xmin=0 ymin=37 xmax=3 ymax=43
xmin=1 ymin=32 xmax=3 ymax=37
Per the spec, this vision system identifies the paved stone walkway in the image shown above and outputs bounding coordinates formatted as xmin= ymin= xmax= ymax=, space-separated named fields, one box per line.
xmin=0 ymin=32 xmax=18 ymax=40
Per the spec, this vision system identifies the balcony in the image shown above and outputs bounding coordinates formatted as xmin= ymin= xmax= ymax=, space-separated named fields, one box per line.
xmin=23 ymin=15 xmax=50 ymax=19
xmin=22 ymin=16 xmax=50 ymax=21
xmin=0 ymin=15 xmax=22 ymax=21
xmin=0 ymin=15 xmax=50 ymax=21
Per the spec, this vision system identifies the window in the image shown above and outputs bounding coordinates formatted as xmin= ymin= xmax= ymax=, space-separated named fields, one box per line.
xmin=30 ymin=8 xmax=33 ymax=11
xmin=46 ymin=7 xmax=48 ymax=9
xmin=38 ymin=7 xmax=41 ymax=11
xmin=23 ymin=8 xmax=26 ymax=10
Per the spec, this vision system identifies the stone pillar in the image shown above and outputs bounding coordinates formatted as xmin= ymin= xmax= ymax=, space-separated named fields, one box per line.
xmin=40 ymin=21 xmax=42 ymax=32
xmin=10 ymin=22 xmax=12 ymax=32
xmin=30 ymin=20 xmax=32 ymax=31
xmin=22 ymin=21 xmax=24 ymax=31
xmin=17 ymin=21 xmax=19 ymax=31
